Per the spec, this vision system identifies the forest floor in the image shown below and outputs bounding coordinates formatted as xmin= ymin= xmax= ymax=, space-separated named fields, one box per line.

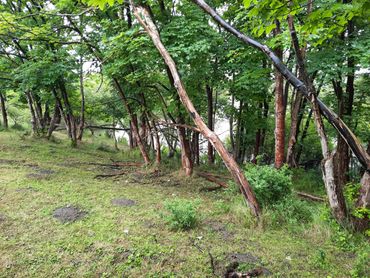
xmin=0 ymin=130 xmax=368 ymax=277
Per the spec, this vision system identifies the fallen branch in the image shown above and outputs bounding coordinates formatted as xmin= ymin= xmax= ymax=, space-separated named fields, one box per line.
xmin=157 ymin=121 xmax=200 ymax=132
xmin=295 ymin=191 xmax=325 ymax=202
xmin=197 ymin=172 xmax=229 ymax=188
xmin=94 ymin=171 xmax=126 ymax=179
xmin=87 ymin=161 xmax=143 ymax=168
xmin=86 ymin=125 xmax=130 ymax=131
xmin=199 ymin=172 xmax=231 ymax=180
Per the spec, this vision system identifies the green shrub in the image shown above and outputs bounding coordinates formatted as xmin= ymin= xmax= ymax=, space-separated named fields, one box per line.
xmin=245 ymin=164 xmax=292 ymax=206
xmin=268 ymin=196 xmax=313 ymax=227
xmin=163 ymin=198 xmax=199 ymax=230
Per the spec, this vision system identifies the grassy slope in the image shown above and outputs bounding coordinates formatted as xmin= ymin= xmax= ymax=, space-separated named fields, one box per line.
xmin=0 ymin=131 xmax=367 ymax=277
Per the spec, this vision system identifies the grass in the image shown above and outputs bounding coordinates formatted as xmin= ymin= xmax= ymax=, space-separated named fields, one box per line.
xmin=0 ymin=130 xmax=368 ymax=277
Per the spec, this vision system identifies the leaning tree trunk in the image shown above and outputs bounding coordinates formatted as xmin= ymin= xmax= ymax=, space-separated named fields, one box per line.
xmin=131 ymin=3 xmax=260 ymax=216
xmin=0 ymin=92 xmax=8 ymax=129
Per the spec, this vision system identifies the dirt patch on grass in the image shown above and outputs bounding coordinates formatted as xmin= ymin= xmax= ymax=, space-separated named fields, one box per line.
xmin=16 ymin=186 xmax=37 ymax=192
xmin=227 ymin=252 xmax=260 ymax=264
xmin=53 ymin=205 xmax=87 ymax=223
xmin=0 ymin=214 xmax=6 ymax=223
xmin=111 ymin=198 xmax=136 ymax=207
xmin=26 ymin=168 xmax=55 ymax=180
xmin=205 ymin=220 xmax=233 ymax=240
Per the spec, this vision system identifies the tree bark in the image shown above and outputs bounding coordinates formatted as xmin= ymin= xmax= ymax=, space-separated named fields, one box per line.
xmin=0 ymin=92 xmax=8 ymax=129
xmin=47 ymin=101 xmax=61 ymax=139
xmin=177 ymin=116 xmax=194 ymax=176
xmin=229 ymin=93 xmax=235 ymax=151
xmin=113 ymin=78 xmax=151 ymax=164
xmin=131 ymin=3 xmax=260 ymax=216
xmin=26 ymin=91 xmax=38 ymax=135
xmin=191 ymin=0 xmax=369 ymax=172
xmin=77 ymin=56 xmax=85 ymax=141
xmin=206 ymin=84 xmax=215 ymax=164
xmin=273 ymin=20 xmax=285 ymax=169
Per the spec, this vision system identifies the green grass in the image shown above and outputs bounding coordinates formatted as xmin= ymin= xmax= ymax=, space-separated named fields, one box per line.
xmin=0 ymin=130 xmax=368 ymax=277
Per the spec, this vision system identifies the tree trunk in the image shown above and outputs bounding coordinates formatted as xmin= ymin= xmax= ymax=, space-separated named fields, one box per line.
xmin=229 ymin=93 xmax=235 ymax=151
xmin=113 ymin=78 xmax=150 ymax=164
xmin=273 ymin=20 xmax=285 ymax=169
xmin=77 ymin=56 xmax=85 ymax=141
xmin=58 ymin=81 xmax=77 ymax=146
xmin=177 ymin=116 xmax=193 ymax=176
xmin=192 ymin=131 xmax=200 ymax=165
xmin=151 ymin=119 xmax=161 ymax=164
xmin=47 ymin=101 xmax=61 ymax=139
xmin=0 ymin=92 xmax=8 ymax=129
xmin=132 ymin=3 xmax=260 ymax=216
xmin=286 ymin=92 xmax=304 ymax=167
xmin=206 ymin=84 xmax=215 ymax=164
xmin=26 ymin=92 xmax=38 ymax=135
xmin=234 ymin=100 xmax=243 ymax=162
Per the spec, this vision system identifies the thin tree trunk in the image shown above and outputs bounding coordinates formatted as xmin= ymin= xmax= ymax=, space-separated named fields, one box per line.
xmin=58 ymin=81 xmax=77 ymax=146
xmin=177 ymin=116 xmax=193 ymax=176
xmin=151 ymin=119 xmax=161 ymax=164
xmin=77 ymin=56 xmax=85 ymax=141
xmin=47 ymin=101 xmax=61 ymax=139
xmin=286 ymin=92 xmax=304 ymax=167
xmin=234 ymin=100 xmax=243 ymax=161
xmin=113 ymin=118 xmax=119 ymax=150
xmin=206 ymin=84 xmax=215 ymax=164
xmin=132 ymin=3 xmax=260 ymax=216
xmin=113 ymin=78 xmax=150 ymax=164
xmin=26 ymin=92 xmax=38 ymax=135
xmin=229 ymin=93 xmax=235 ymax=151
xmin=0 ymin=92 xmax=8 ymax=129
xmin=273 ymin=20 xmax=285 ymax=169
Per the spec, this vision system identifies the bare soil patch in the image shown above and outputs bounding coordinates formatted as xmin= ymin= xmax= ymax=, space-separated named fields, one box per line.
xmin=53 ymin=205 xmax=87 ymax=223
xmin=111 ymin=198 xmax=136 ymax=207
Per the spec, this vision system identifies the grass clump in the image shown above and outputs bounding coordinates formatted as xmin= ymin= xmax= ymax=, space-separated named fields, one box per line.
xmin=163 ymin=198 xmax=199 ymax=230
xmin=268 ymin=196 xmax=313 ymax=227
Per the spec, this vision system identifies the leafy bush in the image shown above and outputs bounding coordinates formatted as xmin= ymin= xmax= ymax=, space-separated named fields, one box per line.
xmin=245 ymin=164 xmax=292 ymax=206
xmin=163 ymin=198 xmax=199 ymax=230
xmin=269 ymin=196 xmax=313 ymax=227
